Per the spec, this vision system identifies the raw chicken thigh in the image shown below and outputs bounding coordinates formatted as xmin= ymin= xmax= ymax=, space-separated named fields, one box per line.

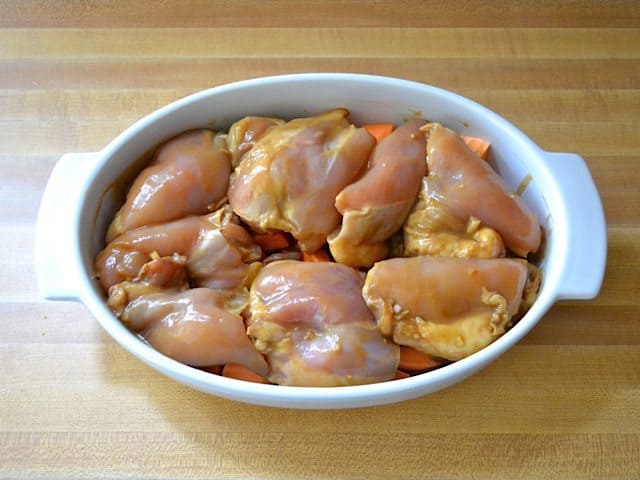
xmin=228 ymin=109 xmax=376 ymax=252
xmin=403 ymin=178 xmax=506 ymax=259
xmin=107 ymin=129 xmax=230 ymax=241
xmin=329 ymin=121 xmax=427 ymax=267
xmin=403 ymin=124 xmax=540 ymax=258
xmin=107 ymin=253 xmax=189 ymax=316
xmin=248 ymin=261 xmax=399 ymax=386
xmin=363 ymin=256 xmax=528 ymax=361
xmin=95 ymin=206 xmax=261 ymax=292
xmin=226 ymin=116 xmax=284 ymax=167
xmin=102 ymin=211 xmax=267 ymax=376
xmin=121 ymin=288 xmax=269 ymax=376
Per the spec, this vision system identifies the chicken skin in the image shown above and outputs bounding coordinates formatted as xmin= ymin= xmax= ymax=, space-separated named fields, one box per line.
xmin=329 ymin=121 xmax=427 ymax=267
xmin=107 ymin=129 xmax=231 ymax=241
xmin=363 ymin=256 xmax=528 ymax=361
xmin=247 ymin=261 xmax=399 ymax=386
xmin=228 ymin=109 xmax=376 ymax=252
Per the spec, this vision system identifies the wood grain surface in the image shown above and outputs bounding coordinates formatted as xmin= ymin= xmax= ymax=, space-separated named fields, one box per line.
xmin=1 ymin=2 xmax=639 ymax=478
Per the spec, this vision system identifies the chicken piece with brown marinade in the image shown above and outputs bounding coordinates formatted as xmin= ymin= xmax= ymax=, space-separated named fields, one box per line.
xmin=106 ymin=253 xmax=189 ymax=316
xmin=248 ymin=261 xmax=399 ymax=386
xmin=226 ymin=116 xmax=285 ymax=167
xmin=121 ymin=288 xmax=269 ymax=376
xmin=403 ymin=181 xmax=505 ymax=259
xmin=96 ymin=206 xmax=262 ymax=294
xmin=403 ymin=123 xmax=540 ymax=259
xmin=228 ymin=109 xmax=376 ymax=253
xmin=362 ymin=256 xmax=530 ymax=361
xmin=328 ymin=120 xmax=427 ymax=268
xmin=107 ymin=129 xmax=231 ymax=241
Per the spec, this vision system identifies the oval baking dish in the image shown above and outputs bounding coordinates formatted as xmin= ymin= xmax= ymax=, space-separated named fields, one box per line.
xmin=35 ymin=73 xmax=607 ymax=408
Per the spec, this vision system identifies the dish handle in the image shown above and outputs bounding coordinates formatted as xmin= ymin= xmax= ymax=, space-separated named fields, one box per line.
xmin=35 ymin=152 xmax=101 ymax=301
xmin=545 ymin=152 xmax=607 ymax=300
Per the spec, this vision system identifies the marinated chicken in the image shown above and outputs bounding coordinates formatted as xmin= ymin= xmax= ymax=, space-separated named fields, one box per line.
xmin=329 ymin=121 xmax=427 ymax=267
xmin=247 ymin=261 xmax=399 ymax=386
xmin=226 ymin=116 xmax=285 ymax=167
xmin=228 ymin=109 xmax=376 ymax=252
xmin=107 ymin=253 xmax=189 ymax=316
xmin=404 ymin=184 xmax=505 ymax=259
xmin=107 ymin=129 xmax=231 ymax=241
xmin=363 ymin=256 xmax=528 ymax=361
xmin=96 ymin=206 xmax=261 ymax=292
xmin=95 ymin=110 xmax=544 ymax=387
xmin=121 ymin=288 xmax=269 ymax=375
xmin=404 ymin=123 xmax=540 ymax=258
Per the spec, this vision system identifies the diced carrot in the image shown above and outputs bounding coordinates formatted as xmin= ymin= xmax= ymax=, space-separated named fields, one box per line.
xmin=222 ymin=364 xmax=271 ymax=384
xmin=253 ymin=232 xmax=289 ymax=252
xmin=398 ymin=346 xmax=443 ymax=372
xmin=462 ymin=136 xmax=491 ymax=160
xmin=302 ymin=249 xmax=330 ymax=262
xmin=394 ymin=369 xmax=411 ymax=380
xmin=364 ymin=123 xmax=395 ymax=143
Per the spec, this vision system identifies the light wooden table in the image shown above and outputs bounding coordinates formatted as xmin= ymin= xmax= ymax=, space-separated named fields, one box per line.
xmin=1 ymin=2 xmax=639 ymax=478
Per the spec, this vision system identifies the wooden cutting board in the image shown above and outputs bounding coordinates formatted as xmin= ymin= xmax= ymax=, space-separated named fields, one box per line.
xmin=1 ymin=2 xmax=638 ymax=478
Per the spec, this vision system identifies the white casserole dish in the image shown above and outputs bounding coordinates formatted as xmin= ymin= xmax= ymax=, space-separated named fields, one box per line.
xmin=35 ymin=73 xmax=607 ymax=409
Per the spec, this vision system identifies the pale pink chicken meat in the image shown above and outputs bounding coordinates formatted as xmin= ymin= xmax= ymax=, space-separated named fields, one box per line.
xmin=228 ymin=109 xmax=376 ymax=252
xmin=363 ymin=256 xmax=529 ymax=361
xmin=226 ymin=116 xmax=285 ymax=167
xmin=329 ymin=120 xmax=427 ymax=267
xmin=404 ymin=123 xmax=540 ymax=258
xmin=248 ymin=261 xmax=399 ymax=386
xmin=107 ymin=253 xmax=189 ymax=316
xmin=107 ymin=129 xmax=231 ymax=241
xmin=95 ymin=206 xmax=261 ymax=293
xmin=121 ymin=288 xmax=269 ymax=375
